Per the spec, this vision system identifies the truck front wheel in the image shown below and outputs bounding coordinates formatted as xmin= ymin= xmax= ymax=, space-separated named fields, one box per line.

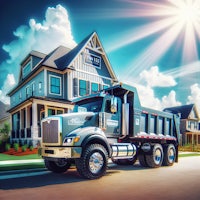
xmin=75 ymin=144 xmax=108 ymax=179
xmin=44 ymin=159 xmax=71 ymax=173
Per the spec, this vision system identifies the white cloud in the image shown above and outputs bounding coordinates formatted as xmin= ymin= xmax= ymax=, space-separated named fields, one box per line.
xmin=161 ymin=90 xmax=181 ymax=108
xmin=0 ymin=4 xmax=76 ymax=104
xmin=134 ymin=83 xmax=162 ymax=110
xmin=135 ymin=84 xmax=181 ymax=110
xmin=0 ymin=74 xmax=16 ymax=104
xmin=139 ymin=66 xmax=177 ymax=87
xmin=187 ymin=83 xmax=200 ymax=112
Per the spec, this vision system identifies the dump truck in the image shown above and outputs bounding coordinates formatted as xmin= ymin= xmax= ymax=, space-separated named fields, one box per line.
xmin=39 ymin=83 xmax=180 ymax=179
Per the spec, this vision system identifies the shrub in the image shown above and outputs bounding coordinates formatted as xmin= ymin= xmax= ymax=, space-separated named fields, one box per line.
xmin=13 ymin=143 xmax=19 ymax=152
xmin=29 ymin=145 xmax=34 ymax=151
xmin=22 ymin=145 xmax=27 ymax=152
xmin=5 ymin=143 xmax=11 ymax=151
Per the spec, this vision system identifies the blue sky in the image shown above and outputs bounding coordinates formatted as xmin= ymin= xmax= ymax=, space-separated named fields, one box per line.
xmin=0 ymin=0 xmax=200 ymax=111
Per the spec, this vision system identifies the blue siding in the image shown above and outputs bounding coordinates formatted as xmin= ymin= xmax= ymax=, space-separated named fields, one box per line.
xmin=10 ymin=71 xmax=45 ymax=108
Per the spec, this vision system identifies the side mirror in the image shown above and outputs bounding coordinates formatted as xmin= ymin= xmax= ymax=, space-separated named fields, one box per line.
xmin=111 ymin=96 xmax=118 ymax=113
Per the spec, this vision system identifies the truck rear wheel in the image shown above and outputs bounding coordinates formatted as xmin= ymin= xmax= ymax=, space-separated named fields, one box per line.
xmin=44 ymin=159 xmax=71 ymax=173
xmin=75 ymin=144 xmax=108 ymax=179
xmin=138 ymin=154 xmax=148 ymax=167
xmin=146 ymin=144 xmax=164 ymax=168
xmin=162 ymin=144 xmax=176 ymax=166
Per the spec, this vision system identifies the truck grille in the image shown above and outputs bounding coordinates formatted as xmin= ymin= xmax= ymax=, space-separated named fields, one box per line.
xmin=42 ymin=119 xmax=59 ymax=144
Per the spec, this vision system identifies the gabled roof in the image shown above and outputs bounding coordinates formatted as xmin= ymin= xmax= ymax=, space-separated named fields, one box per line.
xmin=0 ymin=101 xmax=10 ymax=120
xmin=42 ymin=46 xmax=72 ymax=69
xmin=54 ymin=32 xmax=93 ymax=70
xmin=43 ymin=31 xmax=117 ymax=80
xmin=164 ymin=104 xmax=199 ymax=120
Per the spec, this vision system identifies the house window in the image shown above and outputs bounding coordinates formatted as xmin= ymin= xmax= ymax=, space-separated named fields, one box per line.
xmin=50 ymin=75 xmax=61 ymax=95
xmin=103 ymin=85 xmax=109 ymax=89
xmin=48 ymin=108 xmax=64 ymax=116
xmin=91 ymin=82 xmax=99 ymax=94
xmin=26 ymin=86 xmax=30 ymax=98
xmin=39 ymin=82 xmax=42 ymax=93
xmin=188 ymin=121 xmax=191 ymax=129
xmin=23 ymin=61 xmax=31 ymax=78
xmin=31 ymin=82 xmax=35 ymax=96
xmin=79 ymin=80 xmax=87 ymax=96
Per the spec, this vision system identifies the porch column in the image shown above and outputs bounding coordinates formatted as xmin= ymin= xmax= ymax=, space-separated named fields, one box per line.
xmin=31 ymin=102 xmax=38 ymax=146
xmin=20 ymin=109 xmax=22 ymax=140
xmin=25 ymin=106 xmax=28 ymax=138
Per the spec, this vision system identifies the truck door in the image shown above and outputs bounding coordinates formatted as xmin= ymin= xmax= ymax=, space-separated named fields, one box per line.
xmin=103 ymin=97 xmax=121 ymax=136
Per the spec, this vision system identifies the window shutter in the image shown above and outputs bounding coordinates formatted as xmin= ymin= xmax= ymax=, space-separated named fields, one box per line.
xmin=73 ymin=78 xmax=78 ymax=97
xmin=86 ymin=81 xmax=90 ymax=95
xmin=99 ymin=84 xmax=103 ymax=91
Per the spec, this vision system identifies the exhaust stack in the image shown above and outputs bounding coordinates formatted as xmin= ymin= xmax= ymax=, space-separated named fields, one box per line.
xmin=122 ymin=91 xmax=129 ymax=136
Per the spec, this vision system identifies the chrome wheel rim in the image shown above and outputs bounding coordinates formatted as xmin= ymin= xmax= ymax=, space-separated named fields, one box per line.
xmin=154 ymin=148 xmax=162 ymax=165
xmin=168 ymin=148 xmax=175 ymax=163
xmin=89 ymin=152 xmax=104 ymax=174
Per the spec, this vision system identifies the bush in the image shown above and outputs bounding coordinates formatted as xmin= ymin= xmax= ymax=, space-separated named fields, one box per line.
xmin=13 ymin=143 xmax=19 ymax=152
xmin=5 ymin=143 xmax=11 ymax=151
xmin=22 ymin=145 xmax=27 ymax=152
xmin=29 ymin=145 xmax=34 ymax=151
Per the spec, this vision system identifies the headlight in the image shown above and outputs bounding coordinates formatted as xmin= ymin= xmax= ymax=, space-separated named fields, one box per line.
xmin=63 ymin=136 xmax=80 ymax=145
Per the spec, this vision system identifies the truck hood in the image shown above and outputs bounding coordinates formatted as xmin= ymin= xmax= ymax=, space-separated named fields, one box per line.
xmin=61 ymin=112 xmax=97 ymax=138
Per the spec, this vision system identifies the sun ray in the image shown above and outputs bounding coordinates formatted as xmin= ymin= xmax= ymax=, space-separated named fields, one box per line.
xmin=121 ymin=22 xmax=184 ymax=82
xmin=107 ymin=16 xmax=180 ymax=52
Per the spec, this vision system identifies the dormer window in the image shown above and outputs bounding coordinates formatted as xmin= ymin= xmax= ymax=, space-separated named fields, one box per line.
xmin=23 ymin=61 xmax=31 ymax=78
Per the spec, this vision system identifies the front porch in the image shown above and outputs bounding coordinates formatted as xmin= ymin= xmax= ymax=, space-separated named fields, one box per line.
xmin=10 ymin=98 xmax=73 ymax=147
xmin=182 ymin=131 xmax=200 ymax=146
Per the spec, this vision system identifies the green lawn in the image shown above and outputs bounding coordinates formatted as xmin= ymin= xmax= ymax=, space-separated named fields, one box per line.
xmin=178 ymin=153 xmax=200 ymax=157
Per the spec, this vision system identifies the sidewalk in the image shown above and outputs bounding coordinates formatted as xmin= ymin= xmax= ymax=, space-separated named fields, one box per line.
xmin=0 ymin=159 xmax=43 ymax=166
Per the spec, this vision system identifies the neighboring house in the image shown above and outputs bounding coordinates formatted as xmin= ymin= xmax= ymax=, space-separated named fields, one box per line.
xmin=0 ymin=101 xmax=11 ymax=141
xmin=164 ymin=104 xmax=200 ymax=145
xmin=7 ymin=32 xmax=117 ymax=146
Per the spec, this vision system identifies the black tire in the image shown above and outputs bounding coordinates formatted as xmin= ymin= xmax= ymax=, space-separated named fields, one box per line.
xmin=138 ymin=154 xmax=148 ymax=167
xmin=112 ymin=156 xmax=137 ymax=165
xmin=44 ymin=159 xmax=71 ymax=173
xmin=146 ymin=144 xmax=164 ymax=168
xmin=163 ymin=144 xmax=176 ymax=166
xmin=75 ymin=144 xmax=108 ymax=179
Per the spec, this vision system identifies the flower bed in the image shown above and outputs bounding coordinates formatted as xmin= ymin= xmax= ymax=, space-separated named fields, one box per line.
xmin=3 ymin=147 xmax=38 ymax=156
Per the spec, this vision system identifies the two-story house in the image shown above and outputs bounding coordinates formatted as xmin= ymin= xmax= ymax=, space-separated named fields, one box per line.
xmin=164 ymin=104 xmax=200 ymax=146
xmin=7 ymin=32 xmax=117 ymax=146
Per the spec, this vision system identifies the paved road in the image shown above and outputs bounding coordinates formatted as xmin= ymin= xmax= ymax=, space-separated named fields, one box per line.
xmin=0 ymin=156 xmax=200 ymax=200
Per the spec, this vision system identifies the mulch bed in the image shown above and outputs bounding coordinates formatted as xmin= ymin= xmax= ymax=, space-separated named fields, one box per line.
xmin=3 ymin=148 xmax=38 ymax=156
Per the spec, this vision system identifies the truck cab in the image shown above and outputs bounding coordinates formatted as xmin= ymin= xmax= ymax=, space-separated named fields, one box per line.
xmin=40 ymin=83 xmax=180 ymax=179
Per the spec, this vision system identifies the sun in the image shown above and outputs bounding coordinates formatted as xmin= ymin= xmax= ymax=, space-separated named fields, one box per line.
xmin=171 ymin=1 xmax=200 ymax=26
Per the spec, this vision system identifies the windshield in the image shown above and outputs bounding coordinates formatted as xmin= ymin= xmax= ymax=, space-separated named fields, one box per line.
xmin=74 ymin=97 xmax=103 ymax=113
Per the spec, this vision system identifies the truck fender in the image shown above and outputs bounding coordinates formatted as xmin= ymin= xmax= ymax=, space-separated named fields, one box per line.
xmin=81 ymin=134 xmax=112 ymax=157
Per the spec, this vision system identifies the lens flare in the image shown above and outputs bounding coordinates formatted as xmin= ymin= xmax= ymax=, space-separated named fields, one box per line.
xmin=106 ymin=0 xmax=200 ymax=82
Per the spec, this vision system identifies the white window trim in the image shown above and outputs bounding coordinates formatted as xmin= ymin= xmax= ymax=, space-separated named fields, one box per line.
xmin=49 ymin=74 xmax=62 ymax=96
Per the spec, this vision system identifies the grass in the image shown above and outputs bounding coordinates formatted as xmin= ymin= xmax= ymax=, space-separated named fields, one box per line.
xmin=0 ymin=163 xmax=45 ymax=171
xmin=178 ymin=153 xmax=200 ymax=157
